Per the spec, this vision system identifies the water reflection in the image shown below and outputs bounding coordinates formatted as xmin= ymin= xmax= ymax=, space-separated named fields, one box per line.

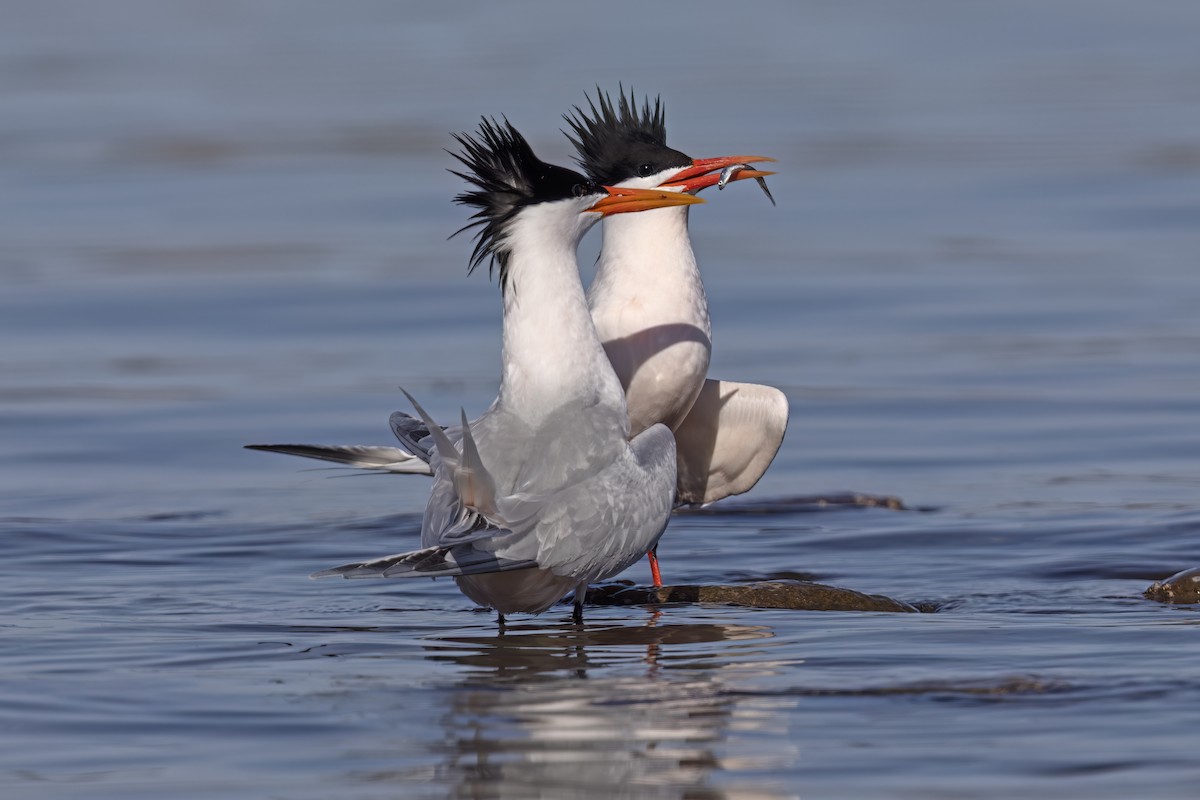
xmin=419 ymin=613 xmax=799 ymax=799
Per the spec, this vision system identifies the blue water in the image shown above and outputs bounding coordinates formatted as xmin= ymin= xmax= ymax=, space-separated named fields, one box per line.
xmin=3 ymin=2 xmax=1200 ymax=797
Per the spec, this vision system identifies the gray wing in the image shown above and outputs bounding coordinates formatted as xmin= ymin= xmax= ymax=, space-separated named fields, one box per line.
xmin=244 ymin=443 xmax=433 ymax=474
xmin=520 ymin=422 xmax=677 ymax=582
xmin=673 ymin=379 xmax=789 ymax=506
xmin=499 ymin=403 xmax=627 ymax=496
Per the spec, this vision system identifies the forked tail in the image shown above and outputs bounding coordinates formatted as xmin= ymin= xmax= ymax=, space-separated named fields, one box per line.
xmin=401 ymin=388 xmax=499 ymax=520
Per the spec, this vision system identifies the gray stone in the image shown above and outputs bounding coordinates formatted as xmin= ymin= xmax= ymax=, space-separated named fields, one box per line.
xmin=676 ymin=492 xmax=908 ymax=516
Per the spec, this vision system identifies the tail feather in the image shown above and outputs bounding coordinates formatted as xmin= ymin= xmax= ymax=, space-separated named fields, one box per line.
xmin=400 ymin=388 xmax=460 ymax=469
xmin=312 ymin=542 xmax=536 ymax=580
xmin=244 ymin=443 xmax=432 ymax=474
xmin=398 ymin=388 xmax=500 ymax=523
xmin=457 ymin=409 xmax=498 ymax=517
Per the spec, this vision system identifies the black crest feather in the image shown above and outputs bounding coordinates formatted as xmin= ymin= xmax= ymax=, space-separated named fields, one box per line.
xmin=563 ymin=85 xmax=691 ymax=185
xmin=449 ymin=117 xmax=594 ymax=291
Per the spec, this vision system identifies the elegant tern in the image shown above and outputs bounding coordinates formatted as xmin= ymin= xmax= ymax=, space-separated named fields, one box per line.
xmin=563 ymin=89 xmax=788 ymax=584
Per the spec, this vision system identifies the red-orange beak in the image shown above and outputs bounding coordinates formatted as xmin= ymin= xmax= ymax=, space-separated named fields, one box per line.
xmin=663 ymin=155 xmax=777 ymax=193
xmin=587 ymin=186 xmax=705 ymax=216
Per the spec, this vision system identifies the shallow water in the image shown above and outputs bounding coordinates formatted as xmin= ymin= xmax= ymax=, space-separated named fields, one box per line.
xmin=3 ymin=2 xmax=1200 ymax=798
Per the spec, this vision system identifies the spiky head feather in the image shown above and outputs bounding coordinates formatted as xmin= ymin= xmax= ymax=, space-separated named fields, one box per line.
xmin=450 ymin=117 xmax=596 ymax=290
xmin=563 ymin=85 xmax=691 ymax=185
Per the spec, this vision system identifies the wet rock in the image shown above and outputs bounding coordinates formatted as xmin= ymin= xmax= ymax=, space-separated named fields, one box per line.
xmin=585 ymin=580 xmax=918 ymax=613
xmin=1144 ymin=567 xmax=1200 ymax=604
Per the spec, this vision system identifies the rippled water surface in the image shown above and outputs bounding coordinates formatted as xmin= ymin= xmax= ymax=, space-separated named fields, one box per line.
xmin=3 ymin=3 xmax=1200 ymax=798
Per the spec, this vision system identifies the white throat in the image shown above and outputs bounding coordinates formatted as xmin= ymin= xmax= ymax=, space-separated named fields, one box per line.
xmin=496 ymin=200 xmax=627 ymax=426
xmin=591 ymin=204 xmax=707 ymax=316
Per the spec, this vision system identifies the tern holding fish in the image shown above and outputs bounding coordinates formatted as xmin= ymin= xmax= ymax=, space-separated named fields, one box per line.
xmin=564 ymin=88 xmax=788 ymax=582
xmin=309 ymin=119 xmax=701 ymax=623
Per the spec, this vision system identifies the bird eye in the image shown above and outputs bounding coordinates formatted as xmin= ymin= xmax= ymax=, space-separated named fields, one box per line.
xmin=638 ymin=163 xmax=654 ymax=177
xmin=572 ymin=183 xmax=587 ymax=197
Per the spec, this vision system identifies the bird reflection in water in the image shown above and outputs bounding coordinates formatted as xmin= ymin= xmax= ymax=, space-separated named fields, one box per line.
xmin=414 ymin=610 xmax=799 ymax=799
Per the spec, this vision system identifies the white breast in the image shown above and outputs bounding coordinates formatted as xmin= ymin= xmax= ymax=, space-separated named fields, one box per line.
xmin=588 ymin=205 xmax=712 ymax=436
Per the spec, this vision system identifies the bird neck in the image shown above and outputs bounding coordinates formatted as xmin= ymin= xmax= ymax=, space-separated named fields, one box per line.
xmin=497 ymin=206 xmax=627 ymax=424
xmin=589 ymin=205 xmax=710 ymax=334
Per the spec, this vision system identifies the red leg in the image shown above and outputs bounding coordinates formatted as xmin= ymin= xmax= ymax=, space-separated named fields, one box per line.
xmin=647 ymin=546 xmax=663 ymax=588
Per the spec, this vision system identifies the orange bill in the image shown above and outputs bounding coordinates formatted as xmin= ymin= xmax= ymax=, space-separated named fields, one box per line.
xmin=588 ymin=186 xmax=706 ymax=216
xmin=663 ymin=155 xmax=777 ymax=193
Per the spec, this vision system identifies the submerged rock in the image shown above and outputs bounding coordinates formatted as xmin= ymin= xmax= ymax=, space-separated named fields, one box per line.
xmin=677 ymin=492 xmax=908 ymax=515
xmin=1144 ymin=567 xmax=1200 ymax=604
xmin=585 ymin=580 xmax=918 ymax=613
